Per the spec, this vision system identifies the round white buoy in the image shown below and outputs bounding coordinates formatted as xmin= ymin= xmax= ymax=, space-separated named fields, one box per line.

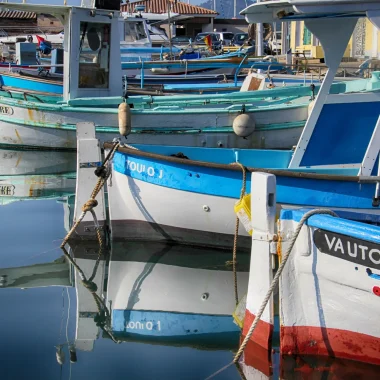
xmin=118 ymin=103 xmax=131 ymax=136
xmin=233 ymin=113 xmax=256 ymax=137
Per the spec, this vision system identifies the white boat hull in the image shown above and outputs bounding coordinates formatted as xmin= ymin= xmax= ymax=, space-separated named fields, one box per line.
xmin=0 ymin=100 xmax=306 ymax=149
xmin=108 ymin=173 xmax=251 ymax=248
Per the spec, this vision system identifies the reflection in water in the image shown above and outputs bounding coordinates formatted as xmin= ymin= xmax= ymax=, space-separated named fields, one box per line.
xmin=0 ymin=148 xmax=76 ymax=206
xmin=0 ymin=198 xmax=245 ymax=379
xmin=68 ymin=240 xmax=250 ymax=352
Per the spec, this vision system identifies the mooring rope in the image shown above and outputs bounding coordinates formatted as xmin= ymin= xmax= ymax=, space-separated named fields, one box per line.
xmin=207 ymin=208 xmax=338 ymax=379
xmin=60 ymin=141 xmax=120 ymax=248
xmin=233 ymin=209 xmax=338 ymax=362
xmin=231 ymin=162 xmax=247 ymax=306
xmin=60 ymin=140 xmax=122 ymax=344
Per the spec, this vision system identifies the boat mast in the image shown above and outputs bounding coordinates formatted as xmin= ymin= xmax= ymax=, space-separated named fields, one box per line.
xmin=167 ymin=0 xmax=173 ymax=58
xmin=256 ymin=0 xmax=263 ymax=56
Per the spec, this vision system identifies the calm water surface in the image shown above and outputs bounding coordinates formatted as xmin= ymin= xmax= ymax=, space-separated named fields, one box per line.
xmin=0 ymin=149 xmax=247 ymax=380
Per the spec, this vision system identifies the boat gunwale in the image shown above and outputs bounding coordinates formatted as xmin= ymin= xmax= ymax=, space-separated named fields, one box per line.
xmin=105 ymin=142 xmax=380 ymax=183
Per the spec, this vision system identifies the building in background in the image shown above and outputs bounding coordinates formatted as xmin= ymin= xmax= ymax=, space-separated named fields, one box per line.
xmin=0 ymin=11 xmax=37 ymax=38
xmin=206 ymin=18 xmax=248 ymax=34
xmin=121 ymin=0 xmax=218 ymax=38
xmin=290 ymin=19 xmax=380 ymax=60
xmin=37 ymin=14 xmax=63 ymax=33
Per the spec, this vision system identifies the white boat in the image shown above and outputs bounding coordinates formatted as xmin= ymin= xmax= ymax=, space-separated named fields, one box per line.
xmin=0 ymin=2 xmax=315 ymax=150
xmin=71 ymin=0 xmax=380 ymax=250
xmin=240 ymin=170 xmax=380 ymax=369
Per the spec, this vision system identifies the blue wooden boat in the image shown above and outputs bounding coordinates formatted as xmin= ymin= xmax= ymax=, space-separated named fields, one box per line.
xmin=99 ymin=0 xmax=380 ymax=248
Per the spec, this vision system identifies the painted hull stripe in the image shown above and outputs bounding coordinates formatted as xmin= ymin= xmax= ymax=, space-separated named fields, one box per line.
xmin=242 ymin=309 xmax=274 ymax=351
xmin=280 ymin=209 xmax=380 ymax=244
xmin=114 ymin=152 xmax=377 ymax=210
xmin=281 ymin=325 xmax=380 ymax=366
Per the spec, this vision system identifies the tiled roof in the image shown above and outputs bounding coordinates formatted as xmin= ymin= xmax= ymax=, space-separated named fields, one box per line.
xmin=0 ymin=11 xmax=36 ymax=19
xmin=121 ymin=0 xmax=217 ymax=15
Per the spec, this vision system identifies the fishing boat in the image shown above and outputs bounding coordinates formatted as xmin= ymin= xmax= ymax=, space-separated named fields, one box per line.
xmin=76 ymin=0 xmax=380 ymax=248
xmin=237 ymin=171 xmax=380 ymax=377
xmin=235 ymin=0 xmax=380 ymax=368
xmin=0 ymin=2 xmax=322 ymax=150
xmin=239 ymin=173 xmax=380 ymax=368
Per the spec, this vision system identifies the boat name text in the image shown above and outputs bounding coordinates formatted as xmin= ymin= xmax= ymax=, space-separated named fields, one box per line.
xmin=126 ymin=159 xmax=163 ymax=179
xmin=126 ymin=320 xmax=161 ymax=331
xmin=0 ymin=184 xmax=15 ymax=196
xmin=313 ymin=229 xmax=380 ymax=270
xmin=0 ymin=106 xmax=13 ymax=115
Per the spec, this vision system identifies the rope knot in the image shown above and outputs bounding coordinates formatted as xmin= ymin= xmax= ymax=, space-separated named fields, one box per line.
xmin=82 ymin=280 xmax=98 ymax=293
xmin=82 ymin=199 xmax=98 ymax=212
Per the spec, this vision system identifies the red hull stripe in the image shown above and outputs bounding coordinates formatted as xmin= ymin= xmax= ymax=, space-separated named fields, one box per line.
xmin=242 ymin=309 xmax=273 ymax=350
xmin=281 ymin=325 xmax=380 ymax=366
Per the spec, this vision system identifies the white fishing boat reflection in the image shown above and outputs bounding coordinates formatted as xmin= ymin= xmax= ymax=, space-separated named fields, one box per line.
xmin=0 ymin=148 xmax=76 ymax=205
xmin=0 ymin=256 xmax=72 ymax=289
xmin=69 ymin=241 xmax=250 ymax=351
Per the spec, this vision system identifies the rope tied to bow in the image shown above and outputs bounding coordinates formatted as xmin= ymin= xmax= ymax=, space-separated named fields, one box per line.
xmin=60 ymin=140 xmax=122 ymax=344
xmin=82 ymin=280 xmax=98 ymax=293
xmin=82 ymin=199 xmax=98 ymax=213
xmin=207 ymin=209 xmax=339 ymax=380
xmin=233 ymin=208 xmax=338 ymax=363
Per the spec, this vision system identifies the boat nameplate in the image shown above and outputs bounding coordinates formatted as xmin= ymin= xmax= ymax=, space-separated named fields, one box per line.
xmin=0 ymin=184 xmax=15 ymax=196
xmin=314 ymin=229 xmax=380 ymax=270
xmin=0 ymin=106 xmax=13 ymax=115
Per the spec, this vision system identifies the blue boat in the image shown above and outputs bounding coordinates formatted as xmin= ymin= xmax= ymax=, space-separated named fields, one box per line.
xmin=98 ymin=0 xmax=380 ymax=248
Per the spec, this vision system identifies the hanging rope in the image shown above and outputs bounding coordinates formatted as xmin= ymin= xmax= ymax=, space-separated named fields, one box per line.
xmin=230 ymin=162 xmax=247 ymax=306
xmin=207 ymin=209 xmax=339 ymax=379
xmin=60 ymin=140 xmax=122 ymax=344
xmin=60 ymin=141 xmax=120 ymax=248
xmin=233 ymin=209 xmax=338 ymax=363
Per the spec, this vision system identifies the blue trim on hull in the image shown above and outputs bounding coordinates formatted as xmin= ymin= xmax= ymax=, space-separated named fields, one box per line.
xmin=113 ymin=150 xmax=377 ymax=211
xmin=0 ymin=73 xmax=62 ymax=95
xmin=280 ymin=209 xmax=380 ymax=244
xmin=112 ymin=309 xmax=240 ymax=337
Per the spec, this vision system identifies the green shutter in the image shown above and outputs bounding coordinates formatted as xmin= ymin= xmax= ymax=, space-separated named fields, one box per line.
xmin=303 ymin=25 xmax=312 ymax=45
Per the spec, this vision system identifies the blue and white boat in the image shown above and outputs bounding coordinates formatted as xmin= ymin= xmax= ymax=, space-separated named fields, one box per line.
xmin=240 ymin=171 xmax=380 ymax=374
xmin=0 ymin=2 xmax=318 ymax=150
xmin=96 ymin=0 xmax=380 ymax=248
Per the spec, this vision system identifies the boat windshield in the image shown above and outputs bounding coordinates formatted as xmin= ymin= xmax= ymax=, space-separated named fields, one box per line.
xmin=78 ymin=22 xmax=110 ymax=89
xmin=124 ymin=21 xmax=148 ymax=42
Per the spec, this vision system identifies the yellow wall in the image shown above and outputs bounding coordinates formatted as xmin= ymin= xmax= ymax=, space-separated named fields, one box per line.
xmin=365 ymin=19 xmax=380 ymax=57
xmin=290 ymin=21 xmax=351 ymax=59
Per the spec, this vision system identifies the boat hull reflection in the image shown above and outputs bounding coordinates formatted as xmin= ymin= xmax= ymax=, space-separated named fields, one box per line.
xmin=108 ymin=241 xmax=250 ymax=348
